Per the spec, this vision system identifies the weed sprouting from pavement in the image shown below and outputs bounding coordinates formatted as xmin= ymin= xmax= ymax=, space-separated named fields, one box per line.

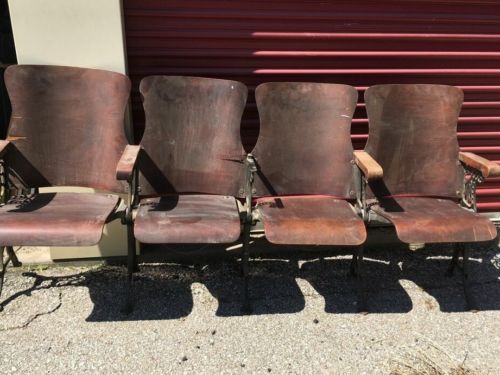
xmin=389 ymin=335 xmax=479 ymax=375
xmin=390 ymin=364 xmax=477 ymax=375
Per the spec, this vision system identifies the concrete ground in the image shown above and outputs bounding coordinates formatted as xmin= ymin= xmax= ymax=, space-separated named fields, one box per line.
xmin=0 ymin=239 xmax=499 ymax=374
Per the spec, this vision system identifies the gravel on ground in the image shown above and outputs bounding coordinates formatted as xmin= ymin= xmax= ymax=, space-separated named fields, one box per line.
xmin=0 ymin=241 xmax=499 ymax=374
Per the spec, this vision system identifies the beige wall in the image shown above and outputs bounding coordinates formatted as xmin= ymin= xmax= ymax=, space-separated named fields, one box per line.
xmin=8 ymin=0 xmax=127 ymax=74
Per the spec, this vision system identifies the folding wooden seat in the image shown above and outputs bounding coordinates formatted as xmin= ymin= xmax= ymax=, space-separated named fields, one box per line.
xmin=244 ymin=82 xmax=383 ymax=311
xmin=116 ymin=76 xmax=248 ymax=311
xmin=0 ymin=65 xmax=131 ymax=304
xmin=363 ymin=84 xmax=500 ymax=310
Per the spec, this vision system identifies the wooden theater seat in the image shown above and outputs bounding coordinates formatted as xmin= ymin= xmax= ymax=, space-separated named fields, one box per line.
xmin=116 ymin=75 xmax=248 ymax=311
xmin=243 ymin=82 xmax=382 ymax=311
xmin=0 ymin=65 xmax=131 ymax=301
xmin=363 ymin=83 xmax=500 ymax=310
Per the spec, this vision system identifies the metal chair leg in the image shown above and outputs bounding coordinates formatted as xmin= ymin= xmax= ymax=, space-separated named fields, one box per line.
xmin=0 ymin=247 xmax=6 ymax=311
xmin=461 ymin=244 xmax=478 ymax=312
xmin=319 ymin=256 xmax=326 ymax=269
xmin=445 ymin=244 xmax=460 ymax=277
xmin=241 ymin=222 xmax=252 ymax=314
xmin=0 ymin=246 xmax=21 ymax=311
xmin=130 ymin=242 xmax=139 ymax=274
xmin=350 ymin=250 xmax=358 ymax=277
xmin=355 ymin=246 xmax=368 ymax=313
xmin=121 ymin=223 xmax=136 ymax=315
xmin=6 ymin=247 xmax=22 ymax=268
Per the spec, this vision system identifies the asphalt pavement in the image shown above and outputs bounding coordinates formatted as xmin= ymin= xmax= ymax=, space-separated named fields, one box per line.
xmin=0 ymin=240 xmax=499 ymax=374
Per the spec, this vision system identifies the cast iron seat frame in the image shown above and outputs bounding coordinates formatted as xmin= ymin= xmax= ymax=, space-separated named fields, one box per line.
xmin=0 ymin=65 xmax=132 ymax=308
xmin=361 ymin=84 xmax=500 ymax=311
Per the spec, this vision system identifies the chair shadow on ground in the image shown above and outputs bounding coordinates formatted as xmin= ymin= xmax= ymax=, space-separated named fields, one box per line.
xmin=300 ymin=249 xmax=414 ymax=314
xmin=1 ymin=235 xmax=499 ymax=321
xmin=89 ymin=235 xmax=500 ymax=319
xmin=301 ymin=242 xmax=500 ymax=314
xmin=397 ymin=241 xmax=500 ymax=312
xmin=88 ymin=256 xmax=306 ymax=320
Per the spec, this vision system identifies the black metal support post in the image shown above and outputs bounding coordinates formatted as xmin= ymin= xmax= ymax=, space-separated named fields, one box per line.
xmin=461 ymin=244 xmax=478 ymax=312
xmin=354 ymin=246 xmax=368 ymax=313
xmin=350 ymin=249 xmax=358 ymax=277
xmin=121 ymin=221 xmax=136 ymax=315
xmin=0 ymin=245 xmax=22 ymax=311
xmin=447 ymin=243 xmax=478 ymax=311
xmin=241 ymin=154 xmax=256 ymax=314
xmin=446 ymin=244 xmax=460 ymax=277
xmin=121 ymin=168 xmax=138 ymax=315
xmin=0 ymin=246 xmax=6 ymax=310
xmin=241 ymin=220 xmax=252 ymax=314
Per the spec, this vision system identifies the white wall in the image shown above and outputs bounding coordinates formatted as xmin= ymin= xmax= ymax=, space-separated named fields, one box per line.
xmin=8 ymin=0 xmax=127 ymax=74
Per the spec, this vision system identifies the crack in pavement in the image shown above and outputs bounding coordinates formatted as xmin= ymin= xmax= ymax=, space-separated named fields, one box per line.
xmin=0 ymin=291 xmax=62 ymax=331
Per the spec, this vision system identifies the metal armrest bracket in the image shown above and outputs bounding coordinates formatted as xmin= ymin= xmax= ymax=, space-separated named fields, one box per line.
xmin=244 ymin=153 xmax=257 ymax=225
xmin=461 ymin=166 xmax=484 ymax=212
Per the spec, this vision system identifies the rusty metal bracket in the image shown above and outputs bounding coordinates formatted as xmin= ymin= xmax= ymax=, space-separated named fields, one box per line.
xmin=461 ymin=165 xmax=484 ymax=212
xmin=122 ymin=167 xmax=139 ymax=225
xmin=0 ymin=157 xmax=16 ymax=205
xmin=0 ymin=153 xmax=32 ymax=205
xmin=353 ymin=163 xmax=377 ymax=223
xmin=355 ymin=172 xmax=379 ymax=224
xmin=356 ymin=173 xmax=369 ymax=222
xmin=244 ymin=154 xmax=257 ymax=225
xmin=0 ymin=160 xmax=7 ymax=204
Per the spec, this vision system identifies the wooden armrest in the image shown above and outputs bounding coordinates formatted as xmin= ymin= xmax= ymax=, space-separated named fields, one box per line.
xmin=0 ymin=140 xmax=10 ymax=157
xmin=459 ymin=151 xmax=500 ymax=178
xmin=353 ymin=150 xmax=383 ymax=181
xmin=116 ymin=145 xmax=141 ymax=181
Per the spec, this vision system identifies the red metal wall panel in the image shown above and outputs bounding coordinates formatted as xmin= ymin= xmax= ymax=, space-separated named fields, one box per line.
xmin=123 ymin=0 xmax=500 ymax=211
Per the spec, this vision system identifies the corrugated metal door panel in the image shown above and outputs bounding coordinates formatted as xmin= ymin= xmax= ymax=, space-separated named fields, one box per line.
xmin=123 ymin=0 xmax=500 ymax=212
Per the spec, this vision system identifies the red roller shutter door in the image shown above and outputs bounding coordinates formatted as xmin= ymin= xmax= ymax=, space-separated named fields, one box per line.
xmin=123 ymin=0 xmax=500 ymax=212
